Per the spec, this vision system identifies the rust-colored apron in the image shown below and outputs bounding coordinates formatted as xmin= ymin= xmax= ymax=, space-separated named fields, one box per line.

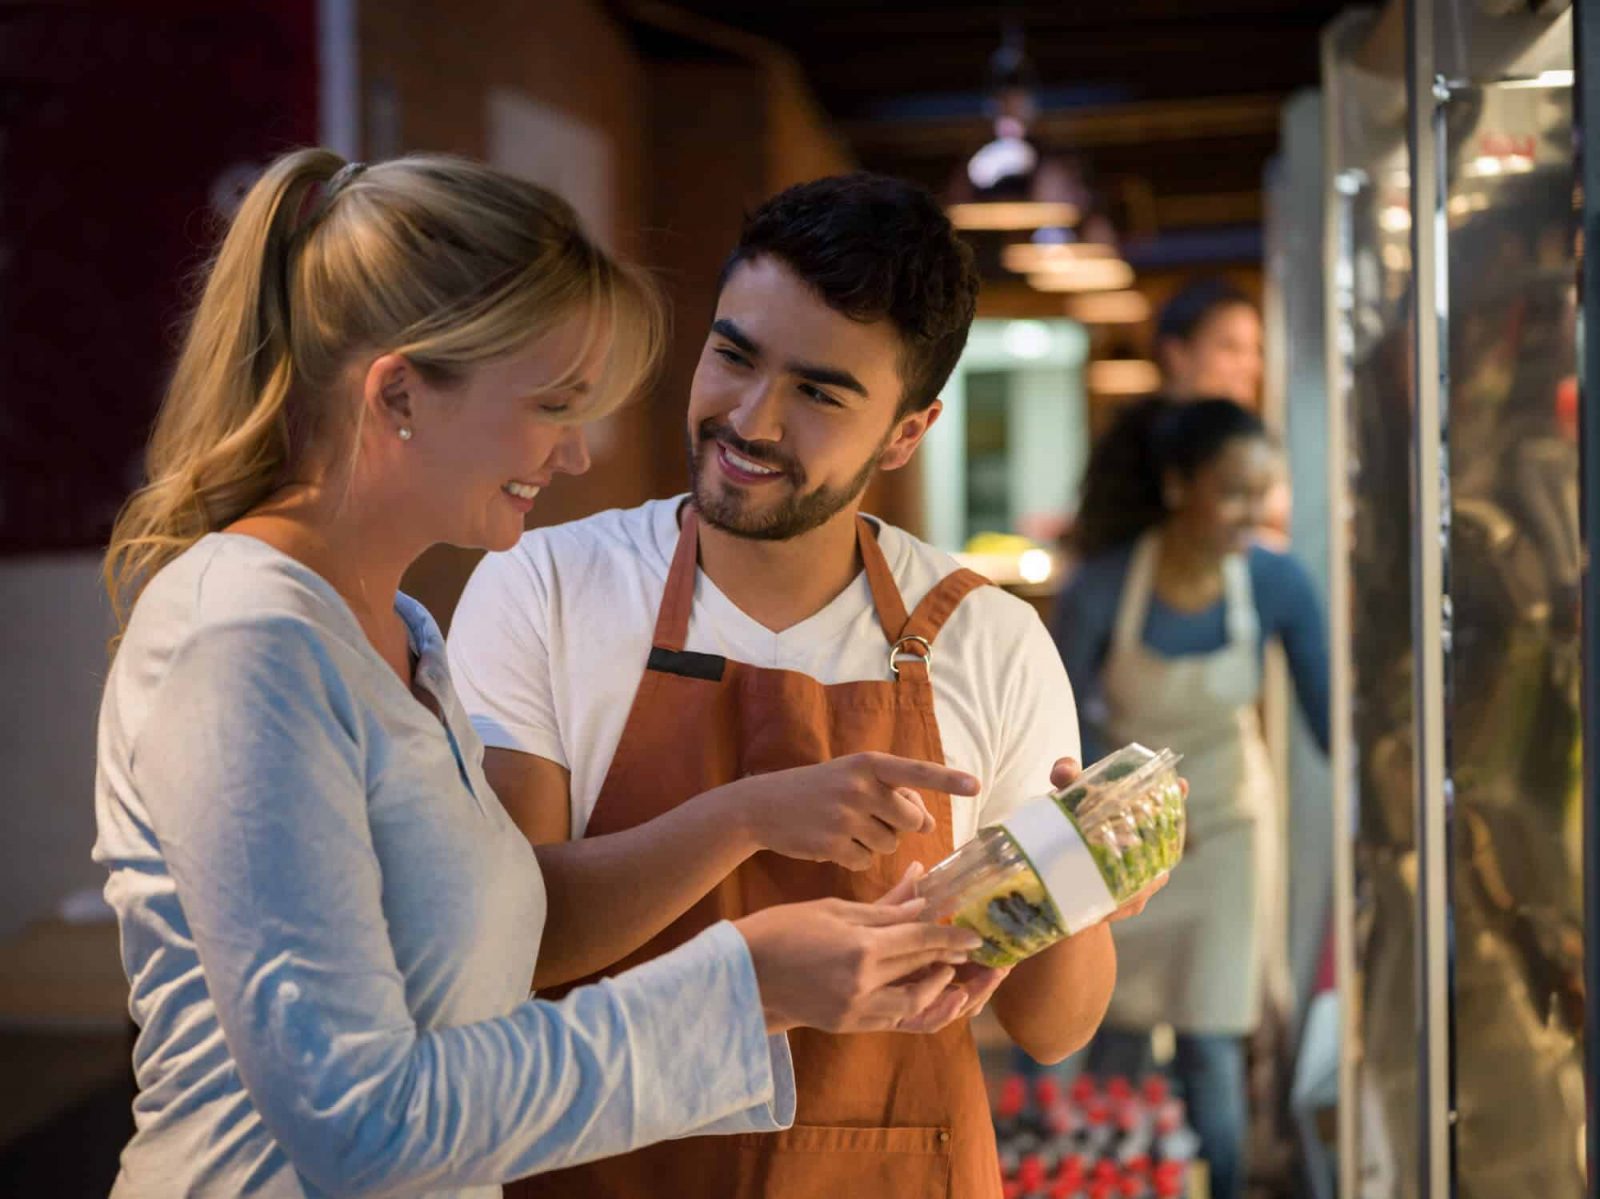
xmin=509 ymin=506 xmax=999 ymax=1199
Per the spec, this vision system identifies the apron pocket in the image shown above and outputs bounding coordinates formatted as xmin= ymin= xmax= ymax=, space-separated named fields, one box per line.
xmin=732 ymin=1123 xmax=951 ymax=1198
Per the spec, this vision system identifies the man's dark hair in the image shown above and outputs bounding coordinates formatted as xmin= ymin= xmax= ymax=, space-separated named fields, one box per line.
xmin=1155 ymin=276 xmax=1255 ymax=345
xmin=717 ymin=172 xmax=979 ymax=415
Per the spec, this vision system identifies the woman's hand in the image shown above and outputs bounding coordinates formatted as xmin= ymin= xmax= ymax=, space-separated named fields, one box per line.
xmin=734 ymin=894 xmax=982 ymax=1035
xmin=716 ymin=752 xmax=980 ymax=872
xmin=872 ymin=861 xmax=1008 ymax=1034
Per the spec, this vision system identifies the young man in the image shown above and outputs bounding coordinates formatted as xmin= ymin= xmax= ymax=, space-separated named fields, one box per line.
xmin=448 ymin=174 xmax=1131 ymax=1198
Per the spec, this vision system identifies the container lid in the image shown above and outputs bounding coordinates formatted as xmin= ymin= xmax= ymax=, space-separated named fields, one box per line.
xmin=1049 ymin=743 xmax=1183 ymax=818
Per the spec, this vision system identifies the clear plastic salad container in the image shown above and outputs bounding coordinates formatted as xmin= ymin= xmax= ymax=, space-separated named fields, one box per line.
xmin=915 ymin=743 xmax=1186 ymax=968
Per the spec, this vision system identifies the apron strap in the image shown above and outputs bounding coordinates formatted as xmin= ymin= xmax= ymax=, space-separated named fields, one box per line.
xmin=889 ymin=567 xmax=991 ymax=682
xmin=1222 ymin=551 xmax=1259 ymax=646
xmin=856 ymin=515 xmax=990 ymax=681
xmin=1112 ymin=532 xmax=1160 ymax=650
xmin=856 ymin=514 xmax=913 ymax=643
xmin=902 ymin=568 xmax=992 ymax=645
xmin=652 ymin=503 xmax=704 ymax=652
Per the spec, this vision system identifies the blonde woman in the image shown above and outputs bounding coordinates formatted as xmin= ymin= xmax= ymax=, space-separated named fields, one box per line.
xmin=93 ymin=149 xmax=985 ymax=1198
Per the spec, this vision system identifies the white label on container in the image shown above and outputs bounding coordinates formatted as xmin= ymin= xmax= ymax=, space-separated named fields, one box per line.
xmin=1002 ymin=796 xmax=1117 ymax=935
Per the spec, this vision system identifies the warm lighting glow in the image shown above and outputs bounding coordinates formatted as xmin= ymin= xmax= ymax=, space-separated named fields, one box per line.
xmin=1499 ymin=70 xmax=1574 ymax=89
xmin=947 ymin=201 xmax=1081 ymax=231
xmin=1018 ymin=548 xmax=1054 ymax=585
xmin=1001 ymin=241 xmax=1117 ymax=273
xmin=1447 ymin=191 xmax=1492 ymax=221
xmin=1027 ymin=258 xmax=1135 ymax=293
xmin=967 ymin=136 xmax=1038 ymax=190
xmin=1065 ymin=290 xmax=1151 ymax=325
xmin=1463 ymin=154 xmax=1535 ymax=179
xmin=1379 ymin=205 xmax=1411 ymax=233
xmin=1002 ymin=320 xmax=1053 ymax=359
xmin=1087 ymin=359 xmax=1162 ymax=395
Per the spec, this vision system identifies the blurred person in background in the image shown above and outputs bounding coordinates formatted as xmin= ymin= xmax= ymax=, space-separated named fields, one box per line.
xmin=93 ymin=148 xmax=994 ymax=1198
xmin=1071 ymin=279 xmax=1268 ymax=558
xmin=1051 ymin=399 xmax=1328 ymax=1199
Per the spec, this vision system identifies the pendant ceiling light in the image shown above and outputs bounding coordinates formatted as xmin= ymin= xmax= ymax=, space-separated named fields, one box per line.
xmin=945 ymin=23 xmax=1086 ymax=232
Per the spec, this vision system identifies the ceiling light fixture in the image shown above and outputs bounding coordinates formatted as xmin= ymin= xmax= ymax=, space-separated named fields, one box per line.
xmin=1065 ymin=290 xmax=1151 ymax=324
xmin=1002 ymin=240 xmax=1117 ymax=272
xmin=1087 ymin=359 xmax=1162 ymax=395
xmin=1027 ymin=258 xmax=1135 ymax=292
xmin=944 ymin=22 xmax=1086 ymax=234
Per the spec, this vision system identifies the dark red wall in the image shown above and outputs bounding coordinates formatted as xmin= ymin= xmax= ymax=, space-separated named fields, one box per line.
xmin=1 ymin=1 xmax=319 ymax=553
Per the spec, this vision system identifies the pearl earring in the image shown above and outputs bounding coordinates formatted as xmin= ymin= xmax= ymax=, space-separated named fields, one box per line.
xmin=398 ymin=427 xmax=413 ymax=441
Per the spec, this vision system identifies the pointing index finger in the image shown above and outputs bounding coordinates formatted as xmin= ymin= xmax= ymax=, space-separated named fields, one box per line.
xmin=868 ymin=755 xmax=980 ymax=798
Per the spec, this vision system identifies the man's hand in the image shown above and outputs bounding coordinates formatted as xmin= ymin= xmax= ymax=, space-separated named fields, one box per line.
xmin=1049 ymin=755 xmax=1083 ymax=792
xmin=1051 ymin=755 xmax=1183 ymax=928
xmin=1105 ymin=874 xmax=1169 ymax=923
xmin=718 ymin=752 xmax=980 ymax=872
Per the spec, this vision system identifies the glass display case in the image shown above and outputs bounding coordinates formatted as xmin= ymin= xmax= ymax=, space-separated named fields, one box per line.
xmin=1322 ymin=3 xmax=1585 ymax=1196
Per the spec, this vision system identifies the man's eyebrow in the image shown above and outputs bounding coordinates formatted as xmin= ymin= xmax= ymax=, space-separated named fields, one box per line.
xmin=711 ymin=318 xmax=759 ymax=356
xmin=788 ymin=361 xmax=868 ymax=398
xmin=713 ymin=317 xmax=869 ymax=399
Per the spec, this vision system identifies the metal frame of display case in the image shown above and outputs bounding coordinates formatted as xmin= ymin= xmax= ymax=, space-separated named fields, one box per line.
xmin=1320 ymin=24 xmax=1360 ymax=1197
xmin=1404 ymin=1 xmax=1456 ymax=1191
xmin=1578 ymin=5 xmax=1600 ymax=1194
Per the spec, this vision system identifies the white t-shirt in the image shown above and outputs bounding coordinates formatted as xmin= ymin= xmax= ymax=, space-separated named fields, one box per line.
xmin=447 ymin=497 xmax=1080 ymax=846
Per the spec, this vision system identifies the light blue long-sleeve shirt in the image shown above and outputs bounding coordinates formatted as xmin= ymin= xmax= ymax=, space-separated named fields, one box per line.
xmin=92 ymin=533 xmax=794 ymax=1198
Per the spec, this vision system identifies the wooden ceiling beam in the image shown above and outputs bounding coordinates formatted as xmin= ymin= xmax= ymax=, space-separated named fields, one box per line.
xmin=841 ymin=93 xmax=1285 ymax=155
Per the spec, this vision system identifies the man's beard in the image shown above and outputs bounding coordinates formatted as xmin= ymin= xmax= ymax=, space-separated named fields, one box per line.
xmin=688 ymin=421 xmax=883 ymax=541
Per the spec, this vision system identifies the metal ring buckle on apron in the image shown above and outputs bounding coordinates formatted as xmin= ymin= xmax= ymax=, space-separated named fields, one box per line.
xmin=888 ymin=635 xmax=933 ymax=678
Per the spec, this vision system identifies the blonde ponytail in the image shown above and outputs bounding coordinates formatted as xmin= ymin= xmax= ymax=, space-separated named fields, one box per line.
xmin=105 ymin=149 xmax=340 ymax=631
xmin=105 ymin=150 xmax=662 ymax=635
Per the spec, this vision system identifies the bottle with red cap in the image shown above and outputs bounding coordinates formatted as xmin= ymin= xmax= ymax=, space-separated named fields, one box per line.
xmin=1121 ymin=1153 xmax=1153 ymax=1182
xmin=1036 ymin=1076 xmax=1064 ymax=1114
xmin=1000 ymin=1143 xmax=1023 ymax=1184
xmin=1018 ymin=1154 xmax=1050 ymax=1195
xmin=1056 ymin=1152 xmax=1087 ymax=1185
xmin=1140 ymin=1075 xmax=1171 ymax=1108
xmin=1117 ymin=1173 xmax=1152 ymax=1199
xmin=1105 ymin=1075 xmax=1135 ymax=1106
xmin=1091 ymin=1158 xmax=1121 ymax=1190
xmin=1114 ymin=1099 xmax=1154 ymax=1164
xmin=1153 ymin=1102 xmax=1200 ymax=1165
xmin=1081 ymin=1097 xmax=1116 ymax=1160
xmin=996 ymin=1075 xmax=1029 ymax=1141
xmin=1152 ymin=1160 xmax=1186 ymax=1195
xmin=1071 ymin=1072 xmax=1101 ymax=1108
xmin=1043 ymin=1094 xmax=1084 ymax=1159
xmin=1086 ymin=1179 xmax=1116 ymax=1199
